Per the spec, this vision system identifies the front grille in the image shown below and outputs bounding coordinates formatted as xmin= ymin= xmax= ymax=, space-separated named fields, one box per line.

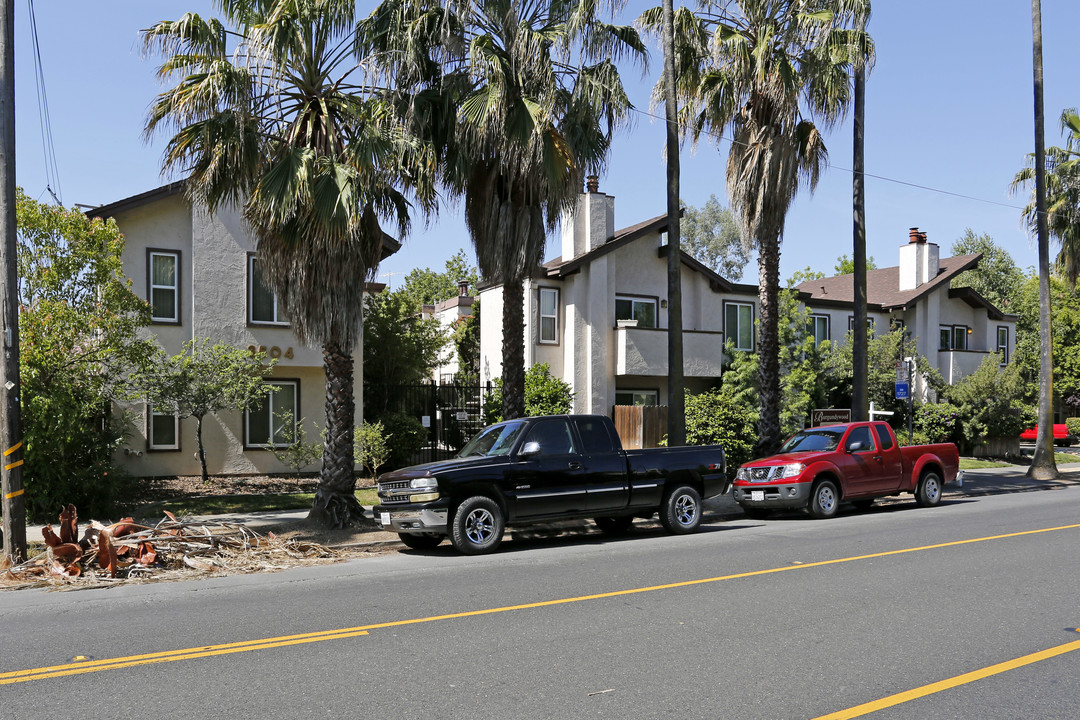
xmin=379 ymin=480 xmax=410 ymax=492
xmin=749 ymin=467 xmax=778 ymax=482
xmin=378 ymin=480 xmax=412 ymax=505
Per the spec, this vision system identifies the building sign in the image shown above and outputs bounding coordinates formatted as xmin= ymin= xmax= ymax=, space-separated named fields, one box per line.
xmin=811 ymin=408 xmax=851 ymax=426
xmin=895 ymin=382 xmax=910 ymax=400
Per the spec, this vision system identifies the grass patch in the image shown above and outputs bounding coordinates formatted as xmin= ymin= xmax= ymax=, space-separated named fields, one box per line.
xmin=958 ymin=458 xmax=1013 ymax=470
xmin=1055 ymin=452 xmax=1080 ymax=464
xmin=135 ymin=488 xmax=380 ymax=520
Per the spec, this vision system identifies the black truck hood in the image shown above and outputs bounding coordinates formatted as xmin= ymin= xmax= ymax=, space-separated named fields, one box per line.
xmin=378 ymin=455 xmax=504 ymax=481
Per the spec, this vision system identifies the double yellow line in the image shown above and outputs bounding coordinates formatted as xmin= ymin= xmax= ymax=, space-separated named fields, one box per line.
xmin=4 ymin=522 xmax=1080 ymax=696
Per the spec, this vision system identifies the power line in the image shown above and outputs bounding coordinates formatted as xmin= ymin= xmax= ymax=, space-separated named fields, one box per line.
xmin=28 ymin=0 xmax=61 ymax=205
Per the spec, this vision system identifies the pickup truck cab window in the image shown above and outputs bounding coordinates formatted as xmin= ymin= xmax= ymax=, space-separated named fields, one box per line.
xmin=458 ymin=420 xmax=528 ymax=457
xmin=845 ymin=425 xmax=876 ymax=452
xmin=874 ymin=423 xmax=895 ymax=450
xmin=573 ymin=417 xmax=617 ymax=454
xmin=521 ymin=419 xmax=576 ymax=456
xmin=780 ymin=429 xmax=843 ymax=453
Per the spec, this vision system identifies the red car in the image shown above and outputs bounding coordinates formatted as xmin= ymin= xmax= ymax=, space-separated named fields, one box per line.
xmin=1019 ymin=424 xmax=1077 ymax=447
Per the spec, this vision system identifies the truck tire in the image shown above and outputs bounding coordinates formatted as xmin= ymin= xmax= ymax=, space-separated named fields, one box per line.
xmin=450 ymin=496 xmax=504 ymax=555
xmin=595 ymin=516 xmax=634 ymax=535
xmin=808 ymin=479 xmax=839 ymax=519
xmin=398 ymin=533 xmax=444 ymax=550
xmin=915 ymin=471 xmax=942 ymax=507
xmin=660 ymin=485 xmax=702 ymax=534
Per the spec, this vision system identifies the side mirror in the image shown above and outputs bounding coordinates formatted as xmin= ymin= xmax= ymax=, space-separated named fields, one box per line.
xmin=846 ymin=441 xmax=865 ymax=453
xmin=520 ymin=441 xmax=541 ymax=457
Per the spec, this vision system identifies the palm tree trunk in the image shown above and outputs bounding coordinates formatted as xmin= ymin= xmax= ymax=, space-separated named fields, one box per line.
xmin=662 ymin=0 xmax=686 ymax=447
xmin=501 ymin=276 xmax=527 ymax=420
xmin=852 ymin=62 xmax=869 ymax=422
xmin=310 ymin=339 xmax=366 ymax=527
xmin=1028 ymin=0 xmax=1058 ymax=479
xmin=756 ymin=239 xmax=782 ymax=455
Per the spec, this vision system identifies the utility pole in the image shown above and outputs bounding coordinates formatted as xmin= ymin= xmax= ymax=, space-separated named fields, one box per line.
xmin=661 ymin=0 xmax=685 ymax=447
xmin=0 ymin=0 xmax=26 ymax=562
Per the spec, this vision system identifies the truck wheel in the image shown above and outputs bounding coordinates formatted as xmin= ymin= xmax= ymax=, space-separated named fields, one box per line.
xmin=808 ymin=480 xmax=839 ymax=519
xmin=450 ymin=496 xmax=504 ymax=555
xmin=595 ymin=516 xmax=634 ymax=535
xmin=398 ymin=533 xmax=444 ymax=550
xmin=915 ymin=471 xmax=942 ymax=507
xmin=660 ymin=485 xmax=702 ymax=534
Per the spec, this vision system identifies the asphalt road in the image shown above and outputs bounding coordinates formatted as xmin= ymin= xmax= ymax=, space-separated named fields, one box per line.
xmin=3 ymin=488 xmax=1079 ymax=719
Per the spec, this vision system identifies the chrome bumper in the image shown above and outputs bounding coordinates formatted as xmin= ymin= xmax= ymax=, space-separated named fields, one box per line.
xmin=373 ymin=506 xmax=449 ymax=534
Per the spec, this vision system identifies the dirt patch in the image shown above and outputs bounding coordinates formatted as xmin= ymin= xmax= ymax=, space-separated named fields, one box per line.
xmin=259 ymin=516 xmax=402 ymax=553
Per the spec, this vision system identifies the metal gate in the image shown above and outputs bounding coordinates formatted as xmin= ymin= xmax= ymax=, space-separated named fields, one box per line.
xmin=364 ymin=381 xmax=492 ymax=465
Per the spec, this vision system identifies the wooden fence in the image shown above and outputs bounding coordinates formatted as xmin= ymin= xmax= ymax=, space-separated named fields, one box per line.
xmin=613 ymin=405 xmax=668 ymax=449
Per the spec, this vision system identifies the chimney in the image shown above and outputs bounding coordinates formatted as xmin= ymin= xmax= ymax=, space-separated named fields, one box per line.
xmin=458 ymin=279 xmax=469 ymax=297
xmin=898 ymin=227 xmax=940 ymax=291
xmin=561 ymin=177 xmax=615 ymax=261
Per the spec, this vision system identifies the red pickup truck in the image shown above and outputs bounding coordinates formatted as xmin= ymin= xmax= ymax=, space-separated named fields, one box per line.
xmin=732 ymin=421 xmax=960 ymax=519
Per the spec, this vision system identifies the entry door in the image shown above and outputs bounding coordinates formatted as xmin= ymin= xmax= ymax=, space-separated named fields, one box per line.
xmin=511 ymin=419 xmax=588 ymax=518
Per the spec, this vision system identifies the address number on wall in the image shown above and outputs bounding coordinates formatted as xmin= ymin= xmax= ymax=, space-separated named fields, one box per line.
xmin=248 ymin=345 xmax=294 ymax=360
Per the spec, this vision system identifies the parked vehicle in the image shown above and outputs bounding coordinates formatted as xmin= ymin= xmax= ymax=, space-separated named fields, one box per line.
xmin=732 ymin=422 xmax=960 ymax=519
xmin=373 ymin=415 xmax=728 ymax=554
xmin=1019 ymin=424 xmax=1076 ymax=447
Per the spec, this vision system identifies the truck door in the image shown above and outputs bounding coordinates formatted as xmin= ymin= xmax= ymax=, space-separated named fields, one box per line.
xmin=872 ymin=422 xmax=904 ymax=493
xmin=835 ymin=424 xmax=882 ymax=497
xmin=511 ymin=418 xmax=588 ymax=518
xmin=572 ymin=417 xmax=629 ymax=512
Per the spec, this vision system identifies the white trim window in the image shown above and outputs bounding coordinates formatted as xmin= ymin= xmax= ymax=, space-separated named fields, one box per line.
xmin=246 ymin=381 xmax=298 ymax=448
xmin=538 ymin=287 xmax=558 ymax=344
xmin=848 ymin=316 xmax=876 ymax=333
xmin=939 ymin=324 xmax=968 ymax=350
xmin=616 ymin=295 xmax=657 ymax=329
xmin=997 ymin=326 xmax=1009 ymax=364
xmin=615 ymin=389 xmax=659 ymax=406
xmin=249 ymin=256 xmax=288 ymax=325
xmin=809 ymin=314 xmax=830 ymax=346
xmin=148 ymin=250 xmax=179 ymax=323
xmin=724 ymin=301 xmax=754 ymax=351
xmin=148 ymin=405 xmax=179 ymax=450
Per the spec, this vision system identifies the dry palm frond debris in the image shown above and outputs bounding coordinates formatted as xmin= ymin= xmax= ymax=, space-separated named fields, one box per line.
xmin=1 ymin=505 xmax=342 ymax=591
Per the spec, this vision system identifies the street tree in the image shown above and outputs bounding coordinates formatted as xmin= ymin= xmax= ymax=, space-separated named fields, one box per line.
xmin=143 ymin=1 xmax=433 ymax=526
xmin=652 ymin=0 xmax=872 ymax=454
xmin=134 ymin=340 xmax=273 ymax=484
xmin=360 ymin=0 xmax=645 ymax=421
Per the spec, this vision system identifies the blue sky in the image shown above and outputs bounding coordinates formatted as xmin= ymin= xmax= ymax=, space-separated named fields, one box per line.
xmin=14 ymin=1 xmax=1080 ymax=288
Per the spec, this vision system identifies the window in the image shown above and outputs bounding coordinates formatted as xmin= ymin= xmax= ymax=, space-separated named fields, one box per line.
xmin=953 ymin=326 xmax=969 ymax=350
xmin=148 ymin=406 xmax=179 ymax=450
xmin=246 ymin=380 xmax=298 ymax=448
xmin=873 ymin=423 xmax=895 ymax=451
xmin=939 ymin=326 xmax=952 ymax=350
xmin=538 ymin=287 xmax=558 ymax=344
xmin=521 ymin=419 xmax=576 ymax=456
xmin=846 ymin=425 xmax=876 ymax=453
xmin=808 ymin=315 xmax=830 ymax=346
xmin=148 ymin=250 xmax=180 ymax=323
xmin=724 ymin=301 xmax=754 ymax=351
xmin=615 ymin=389 xmax=658 ymax=406
xmin=847 ymin=316 xmax=876 ymax=333
xmin=997 ymin=326 xmax=1009 ymax=364
xmin=939 ymin=325 xmax=969 ymax=350
xmin=248 ymin=255 xmax=287 ymax=325
xmin=616 ymin=295 xmax=657 ymax=329
xmin=573 ymin=417 xmax=617 ymax=454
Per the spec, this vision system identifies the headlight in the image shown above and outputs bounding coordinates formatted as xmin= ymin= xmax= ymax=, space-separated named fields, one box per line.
xmin=778 ymin=463 xmax=805 ymax=479
xmin=409 ymin=477 xmax=438 ymax=490
xmin=736 ymin=467 xmax=750 ymax=481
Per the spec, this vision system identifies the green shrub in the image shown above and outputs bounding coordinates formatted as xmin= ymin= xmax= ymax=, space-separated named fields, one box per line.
xmin=943 ymin=356 xmax=1031 ymax=454
xmin=354 ymin=421 xmax=391 ymax=479
xmin=1066 ymin=418 xmax=1080 ymax=437
xmin=483 ymin=363 xmax=574 ymax=424
xmin=914 ymin=402 xmax=961 ymax=444
xmin=376 ymin=412 xmax=427 ymax=470
xmin=684 ymin=389 xmax=757 ymax=479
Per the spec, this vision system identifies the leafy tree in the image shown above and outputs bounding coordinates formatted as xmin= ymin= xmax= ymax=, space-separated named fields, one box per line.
xmin=267 ymin=412 xmax=324 ymax=484
xmin=399 ymin=250 xmax=480 ymax=312
xmin=1012 ymin=274 xmax=1080 ymax=410
xmin=681 ymin=195 xmax=750 ymax=281
xmin=833 ymin=253 xmax=877 ymax=275
xmin=450 ymin=310 xmax=481 ymax=385
xmin=950 ymin=229 xmax=1027 ymax=312
xmin=134 ymin=340 xmax=273 ymax=483
xmin=943 ymin=356 xmax=1033 ymax=455
xmin=362 ymin=289 xmax=448 ymax=417
xmin=650 ymin=0 xmax=872 ymax=454
xmin=362 ymin=0 xmax=645 ymax=421
xmin=913 ymin=402 xmax=962 ymax=446
xmin=354 ymin=421 xmax=390 ymax=479
xmin=483 ymin=363 xmax=574 ymax=425
xmin=144 ymin=1 xmax=433 ymax=527
xmin=683 ymin=388 xmax=756 ymax=478
xmin=16 ymin=189 xmax=154 ymax=521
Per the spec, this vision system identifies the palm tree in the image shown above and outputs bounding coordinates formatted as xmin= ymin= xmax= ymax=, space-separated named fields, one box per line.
xmin=144 ymin=0 xmax=432 ymax=527
xmin=360 ymin=0 xmax=646 ymax=419
xmin=645 ymin=0 xmax=870 ymax=454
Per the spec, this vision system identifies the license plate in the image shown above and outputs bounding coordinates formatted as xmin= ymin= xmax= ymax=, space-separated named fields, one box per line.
xmin=751 ymin=490 xmax=765 ymax=502
xmin=379 ymin=511 xmax=390 ymax=526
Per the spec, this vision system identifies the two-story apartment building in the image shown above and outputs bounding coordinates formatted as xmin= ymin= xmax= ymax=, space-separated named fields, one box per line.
xmin=93 ymin=182 xmax=394 ymax=477
xmin=478 ymin=184 xmax=1016 ymax=414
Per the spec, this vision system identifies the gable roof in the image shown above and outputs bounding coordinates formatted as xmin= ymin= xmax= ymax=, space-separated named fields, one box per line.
xmin=541 ymin=212 xmax=736 ymax=292
xmin=795 ymin=253 xmax=985 ymax=311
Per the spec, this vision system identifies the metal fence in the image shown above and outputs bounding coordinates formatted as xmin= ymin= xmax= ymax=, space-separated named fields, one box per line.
xmin=365 ymin=381 xmax=493 ymax=465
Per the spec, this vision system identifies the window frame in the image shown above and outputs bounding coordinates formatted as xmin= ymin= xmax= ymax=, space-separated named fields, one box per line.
xmin=808 ymin=314 xmax=830 ymax=346
xmin=146 ymin=404 xmax=180 ymax=452
xmin=615 ymin=294 xmax=659 ymax=329
xmin=247 ymin=254 xmax=289 ymax=327
xmin=997 ymin=325 xmax=1009 ymax=365
xmin=147 ymin=249 xmax=181 ymax=325
xmin=847 ymin=315 xmax=876 ymax=333
xmin=538 ymin=286 xmax=559 ymax=344
xmin=614 ymin=389 xmax=659 ymax=406
xmin=244 ymin=379 xmax=300 ymax=449
xmin=723 ymin=300 xmax=755 ymax=352
xmin=952 ymin=325 xmax=969 ymax=350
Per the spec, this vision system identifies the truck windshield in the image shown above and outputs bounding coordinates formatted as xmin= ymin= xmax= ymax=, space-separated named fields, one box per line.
xmin=779 ymin=429 xmax=844 ymax=453
xmin=457 ymin=420 xmax=528 ymax=458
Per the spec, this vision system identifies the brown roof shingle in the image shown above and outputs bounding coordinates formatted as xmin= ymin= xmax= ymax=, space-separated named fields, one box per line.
xmin=795 ymin=253 xmax=983 ymax=310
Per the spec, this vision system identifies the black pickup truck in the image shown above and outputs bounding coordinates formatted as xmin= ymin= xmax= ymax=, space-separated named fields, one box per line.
xmin=373 ymin=414 xmax=728 ymax=554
